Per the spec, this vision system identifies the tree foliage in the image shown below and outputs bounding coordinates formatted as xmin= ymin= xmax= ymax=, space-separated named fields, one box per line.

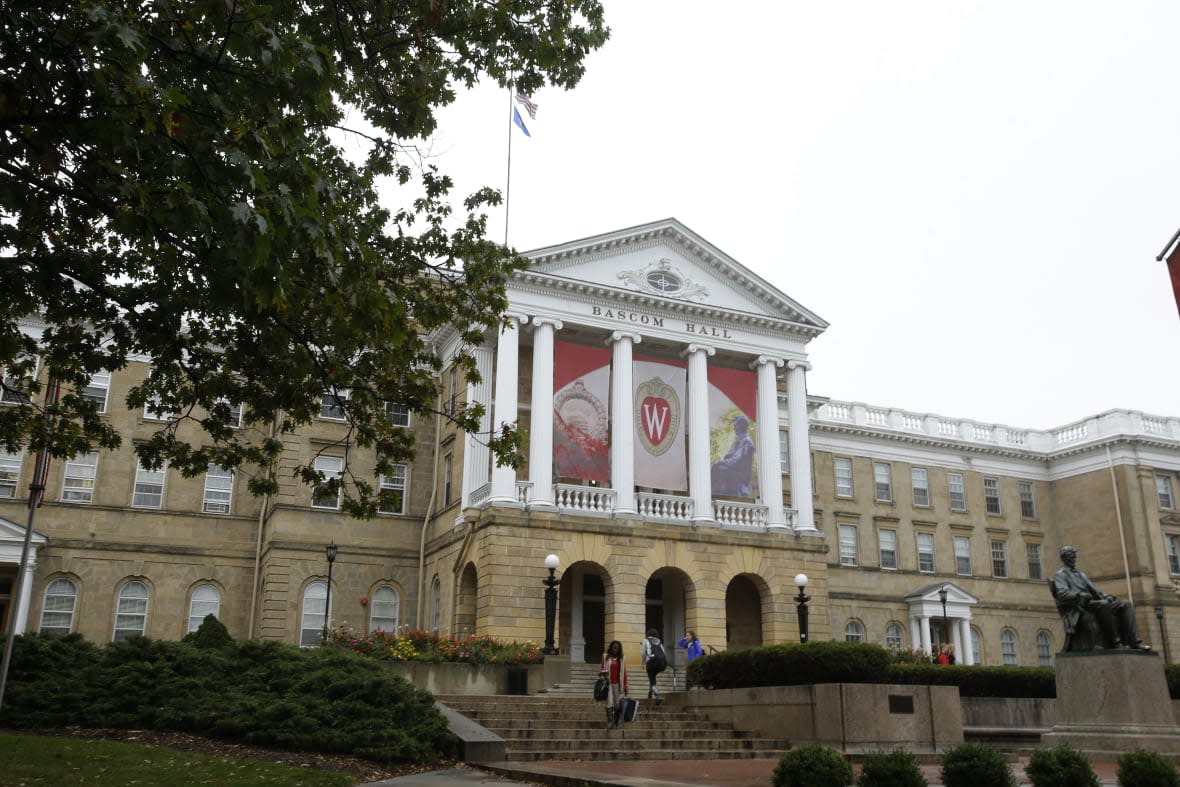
xmin=0 ymin=0 xmax=607 ymax=514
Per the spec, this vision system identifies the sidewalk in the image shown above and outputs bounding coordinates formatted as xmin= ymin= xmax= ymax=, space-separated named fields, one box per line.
xmin=367 ymin=756 xmax=1125 ymax=787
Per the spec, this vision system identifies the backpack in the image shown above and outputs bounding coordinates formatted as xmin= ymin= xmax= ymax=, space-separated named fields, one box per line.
xmin=648 ymin=639 xmax=667 ymax=672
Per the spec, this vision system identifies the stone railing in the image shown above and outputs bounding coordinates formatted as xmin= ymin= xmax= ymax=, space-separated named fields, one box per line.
xmin=637 ymin=492 xmax=694 ymax=523
xmin=713 ymin=500 xmax=770 ymax=529
xmin=553 ymin=483 xmax=616 ymax=515
xmin=813 ymin=401 xmax=1180 ymax=453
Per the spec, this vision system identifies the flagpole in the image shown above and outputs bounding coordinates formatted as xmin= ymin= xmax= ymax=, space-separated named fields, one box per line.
xmin=505 ymin=87 xmax=515 ymax=247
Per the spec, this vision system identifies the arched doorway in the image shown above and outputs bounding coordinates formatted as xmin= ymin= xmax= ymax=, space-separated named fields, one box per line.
xmin=455 ymin=562 xmax=477 ymax=636
xmin=725 ymin=574 xmax=765 ymax=649
xmin=559 ymin=561 xmax=609 ymax=663
xmin=644 ymin=567 xmax=692 ymax=645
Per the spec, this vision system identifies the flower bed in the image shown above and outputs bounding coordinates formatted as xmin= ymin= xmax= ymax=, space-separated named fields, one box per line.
xmin=328 ymin=627 xmax=542 ymax=666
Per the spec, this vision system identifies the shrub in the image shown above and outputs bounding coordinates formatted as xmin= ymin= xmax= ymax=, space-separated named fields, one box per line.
xmin=1166 ymin=665 xmax=1180 ymax=700
xmin=888 ymin=664 xmax=1056 ymax=698
xmin=328 ymin=627 xmax=542 ymax=665
xmin=1117 ymin=749 xmax=1180 ymax=787
xmin=857 ymin=748 xmax=927 ymax=787
xmin=694 ymin=641 xmax=892 ymax=690
xmin=939 ymin=743 xmax=1015 ymax=787
xmin=183 ymin=615 xmax=233 ymax=650
xmin=772 ymin=744 xmax=854 ymax=787
xmin=1025 ymin=744 xmax=1100 ymax=787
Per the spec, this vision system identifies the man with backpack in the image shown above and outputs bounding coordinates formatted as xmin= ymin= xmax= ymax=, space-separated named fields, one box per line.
xmin=641 ymin=628 xmax=667 ymax=705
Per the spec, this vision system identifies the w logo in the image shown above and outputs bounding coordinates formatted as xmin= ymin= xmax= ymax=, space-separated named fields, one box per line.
xmin=634 ymin=377 xmax=681 ymax=457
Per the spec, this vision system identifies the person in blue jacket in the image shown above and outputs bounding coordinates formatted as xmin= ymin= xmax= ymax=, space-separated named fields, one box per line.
xmin=677 ymin=630 xmax=704 ymax=690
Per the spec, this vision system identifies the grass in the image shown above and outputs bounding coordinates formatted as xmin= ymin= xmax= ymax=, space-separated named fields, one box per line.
xmin=0 ymin=733 xmax=355 ymax=786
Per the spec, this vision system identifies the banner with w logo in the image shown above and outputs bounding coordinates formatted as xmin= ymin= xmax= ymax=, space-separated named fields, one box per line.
xmin=633 ymin=356 xmax=687 ymax=491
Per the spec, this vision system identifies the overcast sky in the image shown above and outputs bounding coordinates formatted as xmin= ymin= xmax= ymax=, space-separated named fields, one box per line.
xmin=413 ymin=1 xmax=1180 ymax=431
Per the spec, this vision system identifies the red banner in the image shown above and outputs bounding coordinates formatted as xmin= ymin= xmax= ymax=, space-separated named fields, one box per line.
xmin=553 ymin=340 xmax=611 ymax=482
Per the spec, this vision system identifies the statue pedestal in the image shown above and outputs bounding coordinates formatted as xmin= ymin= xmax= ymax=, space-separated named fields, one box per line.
xmin=1042 ymin=650 xmax=1180 ymax=755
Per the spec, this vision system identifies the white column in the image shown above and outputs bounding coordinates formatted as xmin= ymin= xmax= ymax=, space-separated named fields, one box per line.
xmin=14 ymin=554 xmax=36 ymax=633
xmin=684 ymin=344 xmax=715 ymax=524
xmin=461 ymin=346 xmax=494 ymax=510
xmin=959 ymin=619 xmax=974 ymax=665
xmin=786 ymin=360 xmax=816 ymax=532
xmin=919 ymin=615 xmax=932 ymax=655
xmin=609 ymin=332 xmax=641 ymax=516
xmin=489 ymin=314 xmax=526 ymax=505
xmin=910 ymin=617 xmax=921 ymax=650
xmin=951 ymin=616 xmax=964 ymax=663
xmin=754 ymin=356 xmax=787 ymax=530
xmin=527 ymin=318 xmax=562 ymax=509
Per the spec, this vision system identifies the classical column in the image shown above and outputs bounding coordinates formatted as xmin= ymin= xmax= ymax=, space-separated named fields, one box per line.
xmin=919 ymin=615 xmax=932 ymax=655
xmin=910 ymin=617 xmax=921 ymax=651
xmin=14 ymin=555 xmax=36 ymax=633
xmin=959 ymin=619 xmax=974 ymax=665
xmin=754 ymin=356 xmax=787 ymax=530
xmin=951 ymin=616 xmax=964 ymax=663
xmin=488 ymin=314 xmax=526 ymax=505
xmin=609 ymin=332 xmax=641 ymax=516
xmin=786 ymin=360 xmax=817 ymax=532
xmin=684 ymin=344 xmax=715 ymax=524
xmin=461 ymin=345 xmax=494 ymax=510
xmin=527 ymin=318 xmax=562 ymax=509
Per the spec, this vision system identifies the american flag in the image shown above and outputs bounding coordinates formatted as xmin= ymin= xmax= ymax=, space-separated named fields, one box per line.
xmin=514 ymin=93 xmax=538 ymax=120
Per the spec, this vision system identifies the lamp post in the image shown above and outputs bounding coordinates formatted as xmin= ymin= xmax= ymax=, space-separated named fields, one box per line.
xmin=322 ymin=542 xmax=337 ymax=646
xmin=1156 ymin=605 xmax=1170 ymax=663
xmin=938 ymin=585 xmax=949 ymax=653
xmin=794 ymin=573 xmax=810 ymax=643
xmin=543 ymin=554 xmax=560 ymax=655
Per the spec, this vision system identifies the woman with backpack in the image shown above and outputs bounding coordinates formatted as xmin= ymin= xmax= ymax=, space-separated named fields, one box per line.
xmin=640 ymin=629 xmax=667 ymax=705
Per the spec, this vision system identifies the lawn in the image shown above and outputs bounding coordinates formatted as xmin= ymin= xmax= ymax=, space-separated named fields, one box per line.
xmin=0 ymin=733 xmax=355 ymax=786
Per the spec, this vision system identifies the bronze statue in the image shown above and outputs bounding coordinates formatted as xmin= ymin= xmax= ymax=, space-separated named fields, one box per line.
xmin=1048 ymin=545 xmax=1146 ymax=652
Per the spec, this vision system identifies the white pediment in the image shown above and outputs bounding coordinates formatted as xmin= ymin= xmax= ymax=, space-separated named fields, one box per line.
xmin=516 ymin=219 xmax=828 ymax=336
xmin=0 ymin=516 xmax=47 ymax=563
xmin=904 ymin=581 xmax=978 ymax=619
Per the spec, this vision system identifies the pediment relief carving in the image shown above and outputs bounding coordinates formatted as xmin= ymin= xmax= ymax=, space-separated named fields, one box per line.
xmin=617 ymin=258 xmax=710 ymax=301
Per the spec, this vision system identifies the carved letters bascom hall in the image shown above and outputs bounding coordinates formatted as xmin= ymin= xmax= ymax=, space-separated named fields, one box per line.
xmin=589 ymin=307 xmax=733 ymax=339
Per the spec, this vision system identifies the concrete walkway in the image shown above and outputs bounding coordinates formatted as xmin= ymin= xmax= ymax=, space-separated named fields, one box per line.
xmin=365 ymin=756 xmax=1126 ymax=787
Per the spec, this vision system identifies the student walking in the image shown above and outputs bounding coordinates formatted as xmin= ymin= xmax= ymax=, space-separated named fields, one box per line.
xmin=677 ymin=630 xmax=704 ymax=691
xmin=640 ymin=629 xmax=667 ymax=705
xmin=599 ymin=640 xmax=629 ymax=728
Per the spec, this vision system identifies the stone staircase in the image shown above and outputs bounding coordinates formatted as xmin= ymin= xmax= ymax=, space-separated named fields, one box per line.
xmin=437 ymin=691 xmax=792 ymax=762
xmin=537 ymin=659 xmax=687 ymax=698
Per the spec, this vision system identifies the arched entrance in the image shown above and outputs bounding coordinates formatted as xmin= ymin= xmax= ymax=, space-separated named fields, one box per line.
xmin=644 ymin=567 xmax=692 ymax=645
xmin=455 ymin=562 xmax=478 ymax=636
xmin=560 ymin=561 xmax=609 ymax=663
xmin=725 ymin=574 xmax=765 ymax=649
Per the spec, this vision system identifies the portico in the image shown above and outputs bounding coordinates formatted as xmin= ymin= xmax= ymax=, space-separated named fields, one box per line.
xmin=905 ymin=583 xmax=979 ymax=665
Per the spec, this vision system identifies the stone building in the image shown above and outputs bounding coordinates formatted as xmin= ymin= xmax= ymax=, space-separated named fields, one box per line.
xmin=2 ymin=219 xmax=1179 ymax=670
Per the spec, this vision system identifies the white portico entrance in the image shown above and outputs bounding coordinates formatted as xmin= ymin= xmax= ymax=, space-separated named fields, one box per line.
xmin=904 ymin=582 xmax=978 ymax=665
xmin=0 ymin=516 xmax=48 ymax=635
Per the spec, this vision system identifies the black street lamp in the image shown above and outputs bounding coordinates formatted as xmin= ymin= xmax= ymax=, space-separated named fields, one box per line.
xmin=938 ymin=585 xmax=949 ymax=652
xmin=543 ymin=554 xmax=560 ymax=655
xmin=794 ymin=573 xmax=810 ymax=643
xmin=322 ymin=542 xmax=338 ymax=646
xmin=1156 ymin=605 xmax=1170 ymax=663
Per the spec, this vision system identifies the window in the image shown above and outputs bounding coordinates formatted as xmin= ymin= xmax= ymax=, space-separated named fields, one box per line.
xmin=430 ymin=576 xmax=441 ymax=633
xmin=1036 ymin=631 xmax=1053 ymax=667
xmin=834 ymin=458 xmax=854 ymax=498
xmin=971 ymin=627 xmax=983 ymax=666
xmin=844 ymin=620 xmax=865 ymax=642
xmin=61 ymin=452 xmax=99 ymax=503
xmin=991 ymin=539 xmax=1008 ymax=578
xmin=143 ymin=395 xmax=173 ymax=421
xmin=202 ymin=464 xmax=233 ymax=514
xmin=911 ymin=468 xmax=930 ymax=507
xmin=0 ymin=359 xmax=35 ymax=404
xmin=838 ymin=524 xmax=858 ymax=566
xmin=1019 ymin=481 xmax=1036 ymax=519
xmin=378 ymin=465 xmax=407 ymax=515
xmin=369 ymin=585 xmax=400 ymax=633
xmin=312 ymin=455 xmax=343 ymax=509
xmin=384 ymin=402 xmax=411 ymax=427
xmin=447 ymin=366 xmax=459 ymax=415
xmin=778 ymin=431 xmax=790 ymax=475
xmin=873 ymin=462 xmax=893 ymax=502
xmin=0 ymin=448 xmax=22 ymax=498
xmin=885 ymin=621 xmax=904 ymax=651
xmin=954 ymin=536 xmax=972 ymax=575
xmin=39 ymin=578 xmax=78 ymax=635
xmin=1159 ymin=475 xmax=1176 ymax=510
xmin=187 ymin=584 xmax=221 ymax=633
xmin=221 ymin=400 xmax=243 ymax=429
xmin=917 ymin=532 xmax=935 ymax=573
xmin=82 ymin=371 xmax=111 ymax=412
xmin=300 ymin=581 xmax=329 ymax=646
xmin=442 ymin=453 xmax=453 ymax=506
xmin=113 ymin=580 xmax=150 ymax=641
xmin=1000 ymin=628 xmax=1018 ymax=666
xmin=132 ymin=459 xmax=166 ymax=508
xmin=320 ymin=390 xmax=347 ymax=420
xmin=983 ymin=477 xmax=1001 ymax=515
xmin=1027 ymin=543 xmax=1044 ymax=580
xmin=1167 ymin=535 xmax=1180 ymax=575
xmin=947 ymin=473 xmax=967 ymax=511
xmin=878 ymin=528 xmax=898 ymax=570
